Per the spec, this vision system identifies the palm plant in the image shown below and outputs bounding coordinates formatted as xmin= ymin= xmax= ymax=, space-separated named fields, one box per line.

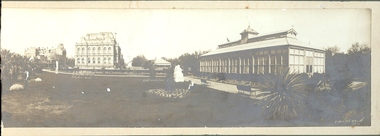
xmin=256 ymin=68 xmax=307 ymax=120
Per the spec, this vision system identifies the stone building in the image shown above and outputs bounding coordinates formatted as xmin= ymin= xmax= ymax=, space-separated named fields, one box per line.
xmin=199 ymin=26 xmax=325 ymax=80
xmin=24 ymin=44 xmax=66 ymax=63
xmin=74 ymin=32 xmax=123 ymax=69
xmin=24 ymin=47 xmax=39 ymax=58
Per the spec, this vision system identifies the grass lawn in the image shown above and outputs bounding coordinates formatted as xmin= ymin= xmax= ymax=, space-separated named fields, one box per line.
xmin=1 ymin=72 xmax=370 ymax=127
xmin=2 ymin=72 xmax=262 ymax=127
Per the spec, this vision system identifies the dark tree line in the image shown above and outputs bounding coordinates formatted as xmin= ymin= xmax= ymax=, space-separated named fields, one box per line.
xmin=131 ymin=55 xmax=147 ymax=67
xmin=131 ymin=55 xmax=154 ymax=69
xmin=1 ymin=48 xmax=78 ymax=88
xmin=325 ymin=43 xmax=371 ymax=84
xmin=162 ymin=50 xmax=210 ymax=75
xmin=1 ymin=49 xmax=39 ymax=91
xmin=256 ymin=43 xmax=371 ymax=121
xmin=131 ymin=50 xmax=210 ymax=73
xmin=347 ymin=43 xmax=371 ymax=81
xmin=302 ymin=43 xmax=371 ymax=123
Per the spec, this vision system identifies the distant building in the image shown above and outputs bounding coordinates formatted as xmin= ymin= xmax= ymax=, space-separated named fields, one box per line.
xmin=55 ymin=44 xmax=67 ymax=56
xmin=24 ymin=44 xmax=66 ymax=63
xmin=24 ymin=47 xmax=39 ymax=58
xmin=74 ymin=32 xmax=123 ymax=69
xmin=46 ymin=44 xmax=67 ymax=62
xmin=199 ymin=26 xmax=325 ymax=79
xmin=153 ymin=58 xmax=171 ymax=70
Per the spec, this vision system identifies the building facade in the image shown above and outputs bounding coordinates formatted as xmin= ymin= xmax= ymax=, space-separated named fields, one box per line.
xmin=153 ymin=58 xmax=171 ymax=70
xmin=75 ymin=32 xmax=123 ymax=69
xmin=24 ymin=44 xmax=67 ymax=63
xmin=199 ymin=26 xmax=325 ymax=80
xmin=24 ymin=47 xmax=39 ymax=58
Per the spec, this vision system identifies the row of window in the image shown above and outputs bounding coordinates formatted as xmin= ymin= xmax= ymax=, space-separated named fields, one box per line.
xmin=77 ymin=46 xmax=113 ymax=54
xmin=289 ymin=55 xmax=305 ymax=65
xmin=200 ymin=65 xmax=288 ymax=74
xmin=200 ymin=55 xmax=287 ymax=74
xmin=290 ymin=48 xmax=325 ymax=57
xmin=288 ymin=55 xmax=325 ymax=66
xmin=76 ymin=57 xmax=113 ymax=64
xmin=217 ymin=49 xmax=288 ymax=56
xmin=80 ymin=41 xmax=114 ymax=44
xmin=200 ymin=55 xmax=325 ymax=74
xmin=201 ymin=64 xmax=324 ymax=74
xmin=258 ymin=49 xmax=288 ymax=55
xmin=314 ymin=57 xmax=324 ymax=66
xmin=201 ymin=56 xmax=286 ymax=67
xmin=289 ymin=65 xmax=324 ymax=73
xmin=75 ymin=53 xmax=113 ymax=57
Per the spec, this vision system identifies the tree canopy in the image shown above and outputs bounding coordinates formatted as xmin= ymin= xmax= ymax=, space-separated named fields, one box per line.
xmin=348 ymin=42 xmax=371 ymax=55
xmin=325 ymin=46 xmax=341 ymax=54
xmin=162 ymin=50 xmax=210 ymax=74
xmin=131 ymin=55 xmax=147 ymax=67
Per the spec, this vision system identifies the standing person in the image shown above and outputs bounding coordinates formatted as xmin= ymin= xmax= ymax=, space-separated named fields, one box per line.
xmin=149 ymin=66 xmax=154 ymax=79
xmin=188 ymin=80 xmax=194 ymax=90
xmin=24 ymin=70 xmax=29 ymax=89
xmin=12 ymin=66 xmax=17 ymax=80
xmin=165 ymin=66 xmax=175 ymax=91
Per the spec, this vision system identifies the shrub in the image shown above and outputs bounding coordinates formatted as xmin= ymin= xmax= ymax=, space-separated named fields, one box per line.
xmin=304 ymin=73 xmax=355 ymax=123
xmin=216 ymin=73 xmax=226 ymax=81
xmin=256 ymin=68 xmax=307 ymax=120
xmin=306 ymin=73 xmax=331 ymax=93
xmin=305 ymin=88 xmax=347 ymax=122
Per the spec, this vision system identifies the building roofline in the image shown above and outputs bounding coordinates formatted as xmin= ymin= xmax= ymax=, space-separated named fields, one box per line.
xmin=218 ymin=28 xmax=298 ymax=48
xmin=202 ymin=37 xmax=324 ymax=57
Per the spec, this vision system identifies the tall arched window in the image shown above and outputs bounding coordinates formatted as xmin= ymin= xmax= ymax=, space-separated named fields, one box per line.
xmin=77 ymin=58 xmax=80 ymax=64
xmin=97 ymin=58 xmax=100 ymax=64
xmin=108 ymin=57 xmax=111 ymax=64
xmin=82 ymin=47 xmax=85 ymax=54
xmin=77 ymin=48 xmax=81 ymax=55
xmin=88 ymin=47 xmax=91 ymax=54
xmin=103 ymin=47 xmax=107 ymax=54
xmin=92 ymin=57 xmax=95 ymax=64
xmin=103 ymin=57 xmax=106 ymax=64
xmin=108 ymin=47 xmax=112 ymax=54
xmin=92 ymin=47 xmax=96 ymax=55
xmin=98 ymin=47 xmax=101 ymax=54
xmin=88 ymin=58 xmax=91 ymax=63
xmin=82 ymin=58 xmax=85 ymax=64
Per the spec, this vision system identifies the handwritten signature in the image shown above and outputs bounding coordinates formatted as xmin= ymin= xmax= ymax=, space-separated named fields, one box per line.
xmin=334 ymin=117 xmax=365 ymax=125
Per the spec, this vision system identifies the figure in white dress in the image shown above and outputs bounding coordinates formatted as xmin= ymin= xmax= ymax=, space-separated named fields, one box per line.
xmin=173 ymin=65 xmax=184 ymax=82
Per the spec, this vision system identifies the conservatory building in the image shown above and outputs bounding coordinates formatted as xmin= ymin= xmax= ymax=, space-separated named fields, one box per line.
xmin=199 ymin=26 xmax=325 ymax=80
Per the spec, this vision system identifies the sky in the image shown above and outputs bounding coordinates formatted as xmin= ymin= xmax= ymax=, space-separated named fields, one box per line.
xmin=1 ymin=8 xmax=370 ymax=61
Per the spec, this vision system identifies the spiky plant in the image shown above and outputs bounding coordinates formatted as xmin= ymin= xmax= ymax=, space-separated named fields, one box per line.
xmin=257 ymin=68 xmax=307 ymax=120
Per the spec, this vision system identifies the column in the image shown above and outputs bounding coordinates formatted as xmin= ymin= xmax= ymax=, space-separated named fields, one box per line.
xmin=211 ymin=59 xmax=213 ymax=73
xmin=238 ymin=57 xmax=241 ymax=74
xmin=228 ymin=58 xmax=230 ymax=73
xmin=219 ymin=59 xmax=221 ymax=73
xmin=252 ymin=56 xmax=255 ymax=74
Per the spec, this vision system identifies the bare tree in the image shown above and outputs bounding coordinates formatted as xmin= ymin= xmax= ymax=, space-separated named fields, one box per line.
xmin=325 ymin=46 xmax=341 ymax=54
xmin=348 ymin=42 xmax=371 ymax=55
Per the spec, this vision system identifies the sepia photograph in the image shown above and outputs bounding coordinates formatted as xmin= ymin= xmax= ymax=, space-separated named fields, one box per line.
xmin=1 ymin=1 xmax=379 ymax=135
